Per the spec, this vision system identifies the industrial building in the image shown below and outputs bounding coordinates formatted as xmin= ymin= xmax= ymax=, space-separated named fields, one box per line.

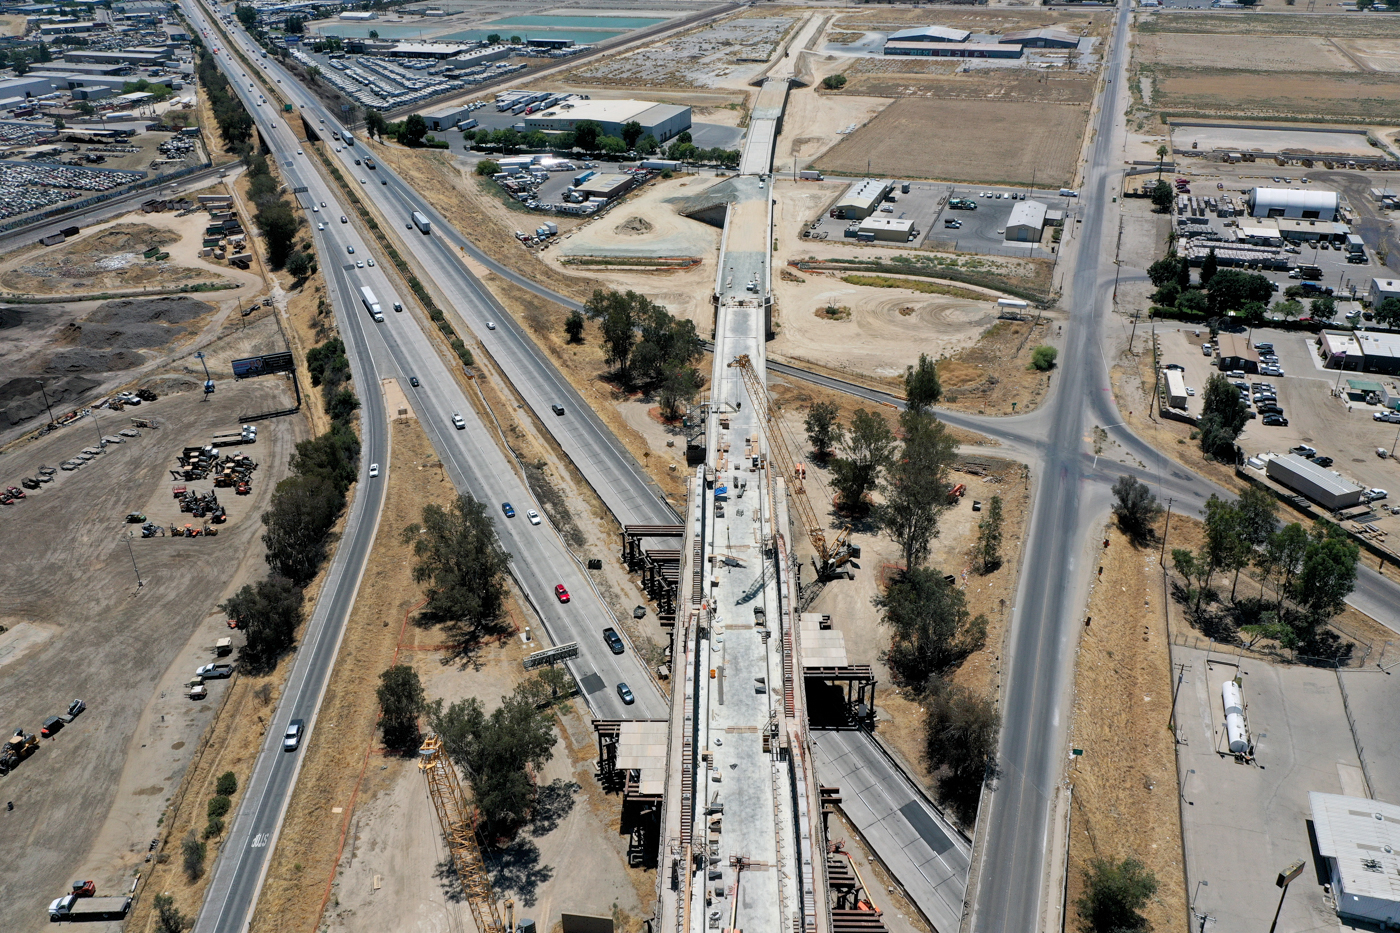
xmin=62 ymin=49 xmax=168 ymax=66
xmin=1005 ymin=199 xmax=1047 ymax=242
xmin=1247 ymin=186 xmax=1339 ymax=220
xmin=523 ymin=99 xmax=691 ymax=143
xmin=1319 ymin=331 xmax=1363 ymax=370
xmin=832 ymin=178 xmax=892 ymax=220
xmin=856 ymin=216 xmax=917 ymax=242
xmin=575 ymin=173 xmax=634 ymax=200
xmin=0 ymin=75 xmax=66 ymax=99
xmin=1165 ymin=369 xmax=1188 ymax=409
xmin=382 ymin=42 xmax=471 ymax=60
xmin=1265 ymin=454 xmax=1364 ymax=510
xmin=1354 ymin=330 xmax=1400 ymax=376
xmin=886 ymin=25 xmax=971 ymax=43
xmin=339 ymin=10 xmax=377 ymax=19
xmin=1275 ymin=217 xmax=1348 ymax=242
xmin=999 ymin=27 xmax=1079 ymax=48
xmin=1235 ymin=221 xmax=1283 ymax=246
xmin=1310 ymin=792 xmax=1400 ymax=928
xmin=1368 ymin=277 xmax=1400 ymax=307
xmin=884 ymin=41 xmax=1022 ymax=58
xmin=1216 ymin=333 xmax=1259 ymax=374
xmin=423 ymin=104 xmax=473 ymax=131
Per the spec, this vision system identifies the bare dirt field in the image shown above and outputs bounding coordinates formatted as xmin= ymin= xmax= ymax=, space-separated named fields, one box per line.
xmin=0 ymin=363 xmax=305 ymax=933
xmin=832 ymin=67 xmax=1096 ymax=104
xmin=1151 ymin=68 xmax=1400 ymax=124
xmin=556 ymin=174 xmax=721 ymax=260
xmin=1063 ymin=522 xmax=1186 ymax=933
xmin=564 ymin=11 xmax=797 ymax=88
xmin=834 ymin=8 xmax=1104 ymax=34
xmin=774 ymin=75 xmax=889 ymax=172
xmin=817 ymin=97 xmax=1090 ymax=187
xmin=1341 ymin=38 xmax=1400 ymax=74
xmin=1137 ymin=33 xmax=1356 ymax=72
xmin=1137 ymin=11 xmax=1400 ymax=38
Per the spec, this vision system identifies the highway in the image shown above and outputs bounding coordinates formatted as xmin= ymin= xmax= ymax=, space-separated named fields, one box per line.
xmin=182 ymin=5 xmax=668 ymax=931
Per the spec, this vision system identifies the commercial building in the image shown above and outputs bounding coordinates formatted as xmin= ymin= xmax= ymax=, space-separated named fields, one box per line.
xmin=1235 ymin=221 xmax=1282 ymax=246
xmin=575 ymin=173 xmax=634 ymax=200
xmin=999 ymin=27 xmax=1080 ymax=48
xmin=1165 ymin=368 xmax=1188 ymax=409
xmin=1318 ymin=331 xmax=1363 ymax=370
xmin=1275 ymin=217 xmax=1349 ymax=242
xmin=1368 ymin=277 xmax=1400 ymax=307
xmin=1265 ymin=454 xmax=1364 ymax=510
xmin=1216 ymin=332 xmax=1259 ymax=373
xmin=38 ymin=19 xmax=97 ymax=34
xmin=1354 ymin=330 xmax=1400 ymax=376
xmin=422 ymin=105 xmax=472 ymax=132
xmin=62 ymin=49 xmax=167 ymax=66
xmin=527 ymin=37 xmax=575 ymax=49
xmin=383 ymin=42 xmax=471 ymax=59
xmin=1247 ymin=186 xmax=1339 ymax=220
xmin=0 ymin=75 xmax=65 ymax=99
xmin=884 ymin=41 xmax=1022 ymax=59
xmin=856 ymin=216 xmax=916 ymax=242
xmin=1310 ymin=792 xmax=1400 ymax=928
xmin=524 ymin=99 xmax=691 ymax=143
xmin=832 ymin=178 xmax=892 ymax=220
xmin=339 ymin=10 xmax=376 ymax=19
xmin=886 ymin=25 xmax=971 ymax=43
xmin=1005 ymin=199 xmax=1047 ymax=242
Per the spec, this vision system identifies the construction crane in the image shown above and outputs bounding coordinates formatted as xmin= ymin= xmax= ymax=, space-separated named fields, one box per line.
xmin=417 ymin=734 xmax=507 ymax=933
xmin=727 ymin=355 xmax=855 ymax=577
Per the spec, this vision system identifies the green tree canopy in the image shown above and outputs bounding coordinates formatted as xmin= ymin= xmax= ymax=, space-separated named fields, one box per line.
xmin=923 ymin=677 xmax=999 ymax=826
xmin=1149 ymin=179 xmax=1173 ymax=212
xmin=403 ymin=495 xmax=513 ymax=645
xmin=1198 ymin=373 xmax=1248 ymax=460
xmin=397 ymin=113 xmax=428 ymax=147
xmin=877 ymin=568 xmax=988 ymax=685
xmin=876 ymin=409 xmax=957 ymax=570
xmin=620 ymin=120 xmax=644 ymax=147
xmin=1076 ymin=857 xmax=1158 ymax=933
xmin=805 ymin=402 xmax=843 ymax=461
xmin=377 ymin=664 xmax=426 ymax=751
xmin=1111 ymin=474 xmax=1162 ymax=543
xmin=905 ymin=352 xmax=942 ymax=414
xmin=572 ymin=120 xmax=601 ymax=151
xmin=831 ymin=408 xmax=896 ymax=515
xmin=221 ymin=575 xmax=302 ymax=673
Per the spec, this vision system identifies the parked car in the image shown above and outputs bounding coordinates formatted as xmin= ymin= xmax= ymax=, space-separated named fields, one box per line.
xmin=1262 ymin=414 xmax=1289 ymax=426
xmin=1290 ymin=445 xmax=1317 ymax=458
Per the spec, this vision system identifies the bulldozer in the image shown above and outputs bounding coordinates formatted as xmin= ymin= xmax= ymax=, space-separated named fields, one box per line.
xmin=0 ymin=729 xmax=39 ymax=774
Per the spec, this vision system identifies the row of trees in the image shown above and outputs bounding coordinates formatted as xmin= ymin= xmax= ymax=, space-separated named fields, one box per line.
xmin=1149 ymin=247 xmax=1345 ymax=323
xmin=579 ymin=289 xmax=705 ymax=417
xmin=244 ymin=151 xmax=308 ymax=272
xmin=0 ymin=41 xmax=52 ymax=75
xmin=195 ymin=46 xmax=254 ymax=152
xmin=306 ymin=336 xmax=358 ymax=423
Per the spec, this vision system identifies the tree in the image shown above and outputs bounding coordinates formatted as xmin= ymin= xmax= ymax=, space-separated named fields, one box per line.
xmin=181 ymin=834 xmax=206 ymax=881
xmin=1076 ymin=857 xmax=1157 ymax=933
xmin=364 ymin=108 xmax=388 ymax=139
xmin=1147 ymin=257 xmax=1181 ymax=289
xmin=620 ymin=120 xmax=644 ymax=148
xmin=403 ymin=495 xmax=513 ymax=644
xmin=659 ymin=365 xmax=703 ymax=420
xmin=923 ymin=677 xmax=999 ymax=826
xmin=510 ymin=35 xmax=522 ymax=44
xmin=475 ymin=158 xmax=501 ymax=176
xmin=1177 ymin=253 xmax=1192 ymax=291
xmin=428 ymin=677 xmax=559 ymax=835
xmin=976 ymin=495 xmax=1004 ymax=573
xmin=397 ymin=113 xmax=428 ymax=147
xmin=676 ymin=130 xmax=693 ymax=146
xmin=821 ymin=74 xmax=848 ymax=90
xmin=1377 ymin=296 xmax=1400 ymax=329
xmin=1230 ymin=485 xmax=1278 ymax=598
xmin=904 ymin=352 xmax=942 ymax=413
xmin=255 ymin=199 xmax=299 ymax=270
xmin=1272 ymin=297 xmax=1304 ymax=320
xmin=153 ymin=894 xmax=188 ymax=933
xmin=290 ymin=424 xmax=361 ymax=494
xmin=525 ymin=129 xmax=549 ymax=150
xmin=564 ymin=309 xmax=585 ymax=343
xmin=35 ymin=40 xmax=51 ymax=63
xmin=285 ymin=15 xmax=305 ymax=34
xmin=285 ymin=248 xmax=315 ymax=279
xmin=487 ymin=33 xmax=502 ymax=43
xmin=1197 ymin=373 xmax=1248 ymax=460
xmin=1030 ymin=346 xmax=1058 ymax=371
xmin=1207 ymin=268 xmax=1274 ymax=314
xmin=261 ymin=473 xmax=343 ymax=583
xmin=1177 ymin=288 xmax=1208 ymax=315
xmin=1295 ymin=524 xmax=1359 ymax=623
xmin=222 ymin=575 xmax=303 ymax=673
xmin=216 ymin=771 xmax=238 ymax=796
xmin=1358 ymin=0 xmax=1375 ymax=8
xmin=1200 ymin=248 xmax=1219 ymax=287
xmin=876 ymin=410 xmax=957 ymax=570
xmin=598 ymin=135 xmax=627 ymax=156
xmin=1111 ymin=475 xmax=1162 ymax=543
xmin=1155 ymin=143 xmax=1169 ymax=179
xmin=377 ymin=664 xmax=426 ymax=751
xmin=1171 ymin=547 xmax=1208 ymax=609
xmin=74 ymin=100 xmax=95 ymax=115
xmin=877 ymin=568 xmax=988 ymax=685
xmin=1257 ymin=521 xmax=1309 ymax=615
xmin=235 ymin=4 xmax=257 ymax=27
xmin=53 ymin=117 xmax=65 ymax=131
xmin=637 ymin=134 xmax=658 ymax=155
xmin=572 ymin=120 xmax=601 ymax=151
xmin=11 ymin=52 xmax=28 ymax=75
xmin=368 ymin=28 xmax=379 ymax=39
xmin=1152 ymin=281 xmax=1181 ymax=308
xmin=1310 ymin=295 xmax=1337 ymax=319
xmin=805 ymin=402 xmax=843 ymax=462
xmin=1149 ymin=179 xmax=1173 ymax=212
xmin=831 ymin=408 xmax=896 ymax=514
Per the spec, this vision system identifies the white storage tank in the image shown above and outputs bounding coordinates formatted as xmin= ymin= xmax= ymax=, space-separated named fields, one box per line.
xmin=1222 ymin=681 xmax=1248 ymax=754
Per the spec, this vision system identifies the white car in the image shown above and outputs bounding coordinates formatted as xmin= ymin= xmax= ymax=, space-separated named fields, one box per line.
xmin=1185 ymin=387 xmax=1195 ymax=396
xmin=369 ymin=463 xmax=379 ymax=478
xmin=526 ymin=509 xmax=541 ymax=525
xmin=356 ymin=260 xmax=364 ymax=268
xmin=296 ymin=149 xmax=303 ymax=155
xmin=486 ymin=321 xmax=496 ymax=330
xmin=283 ymin=720 xmax=304 ymax=751
xmin=452 ymin=413 xmax=466 ymax=429
xmin=335 ymin=146 xmax=341 ymax=152
xmin=317 ymin=222 xmax=324 ymax=231
xmin=367 ymin=258 xmax=375 ymax=267
xmin=311 ymin=205 xmax=318 ymax=212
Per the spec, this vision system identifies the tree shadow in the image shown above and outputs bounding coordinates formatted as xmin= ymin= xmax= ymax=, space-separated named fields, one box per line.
xmin=528 ymin=778 xmax=577 ymax=837
xmin=486 ymin=838 xmax=553 ymax=908
xmin=433 ymin=857 xmax=466 ymax=903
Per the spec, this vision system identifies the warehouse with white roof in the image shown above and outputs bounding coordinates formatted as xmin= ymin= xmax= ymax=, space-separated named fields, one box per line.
xmin=1310 ymin=792 xmax=1400 ymax=927
xmin=1248 ymin=186 xmax=1339 ymax=220
xmin=523 ymin=99 xmax=691 ymax=143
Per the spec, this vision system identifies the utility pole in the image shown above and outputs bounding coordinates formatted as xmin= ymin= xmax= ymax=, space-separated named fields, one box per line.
xmin=1169 ymin=660 xmax=1189 ymax=734
xmin=34 ymin=379 xmax=55 ymax=425
xmin=125 ymin=531 xmax=143 ymax=588
xmin=1158 ymin=497 xmax=1174 ymax=568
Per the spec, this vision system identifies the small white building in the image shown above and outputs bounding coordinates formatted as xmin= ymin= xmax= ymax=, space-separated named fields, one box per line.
xmin=339 ymin=10 xmax=377 ymax=20
xmin=1310 ymin=792 xmax=1400 ymax=928
xmin=857 ymin=216 xmax=916 ymax=242
xmin=1369 ymin=277 xmax=1400 ymax=307
xmin=1005 ymin=199 xmax=1047 ymax=242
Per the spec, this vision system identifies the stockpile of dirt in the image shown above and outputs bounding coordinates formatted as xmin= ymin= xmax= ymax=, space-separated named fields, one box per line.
xmin=0 ymin=374 xmax=100 ymax=427
xmin=44 ymin=348 xmax=147 ymax=373
xmin=37 ymin=297 xmax=215 ymax=375
xmin=88 ymin=296 xmax=213 ymax=326
xmin=615 ymin=216 xmax=654 ymax=236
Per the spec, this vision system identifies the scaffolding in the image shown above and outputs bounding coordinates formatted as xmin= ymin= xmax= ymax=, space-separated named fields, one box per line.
xmin=417 ymin=734 xmax=506 ymax=933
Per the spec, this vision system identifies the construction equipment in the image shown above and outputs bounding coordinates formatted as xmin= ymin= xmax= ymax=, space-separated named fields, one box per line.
xmin=417 ymin=735 xmax=506 ymax=933
xmin=141 ymin=522 xmax=165 ymax=538
xmin=728 ymin=355 xmax=856 ymax=577
xmin=1 ymin=728 xmax=39 ymax=774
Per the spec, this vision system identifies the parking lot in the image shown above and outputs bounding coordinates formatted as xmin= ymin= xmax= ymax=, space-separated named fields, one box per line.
xmin=1174 ymin=646 xmax=1371 ymax=933
xmin=807 ymin=181 xmax=1074 ymax=256
xmin=0 ymin=160 xmax=147 ymax=222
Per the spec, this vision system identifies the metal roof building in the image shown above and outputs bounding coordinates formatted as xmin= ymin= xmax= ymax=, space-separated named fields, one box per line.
xmin=1265 ymin=454 xmax=1364 ymax=510
xmin=999 ymin=27 xmax=1079 ymax=48
xmin=1248 ymin=186 xmax=1339 ymax=220
xmin=1005 ymin=199 xmax=1047 ymax=242
xmin=884 ymin=41 xmax=1021 ymax=58
xmin=524 ymin=99 xmax=691 ymax=143
xmin=1368 ymin=277 xmax=1400 ymax=306
xmin=1310 ymin=792 xmax=1400 ymax=927
xmin=856 ymin=216 xmax=916 ymax=242
xmin=887 ymin=25 xmax=971 ymax=42
xmin=1354 ymin=329 xmax=1400 ymax=376
xmin=833 ymin=178 xmax=892 ymax=220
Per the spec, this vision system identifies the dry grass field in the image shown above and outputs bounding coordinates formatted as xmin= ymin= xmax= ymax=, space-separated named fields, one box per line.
xmin=1138 ymin=11 xmax=1400 ymax=37
xmin=836 ymin=68 xmax=1096 ymax=103
xmin=1151 ymin=67 xmax=1400 ymax=123
xmin=817 ymin=97 xmax=1088 ymax=187
xmin=1136 ymin=33 xmax=1355 ymax=72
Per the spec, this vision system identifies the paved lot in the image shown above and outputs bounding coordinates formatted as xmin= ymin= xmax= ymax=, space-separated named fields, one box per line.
xmin=1335 ymin=666 xmax=1400 ymax=804
xmin=1174 ymin=646 xmax=1361 ymax=932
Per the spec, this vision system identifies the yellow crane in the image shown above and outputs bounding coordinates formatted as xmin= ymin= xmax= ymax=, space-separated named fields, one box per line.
xmin=727 ymin=355 xmax=855 ymax=576
xmin=418 ymin=734 xmax=507 ymax=933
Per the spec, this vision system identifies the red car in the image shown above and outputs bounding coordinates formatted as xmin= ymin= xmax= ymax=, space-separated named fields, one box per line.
xmin=554 ymin=584 xmax=570 ymax=604
xmin=6 ymin=486 xmax=24 ymax=499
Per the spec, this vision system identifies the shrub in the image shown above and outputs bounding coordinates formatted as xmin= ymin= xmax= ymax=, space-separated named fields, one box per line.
xmin=216 ymin=771 xmax=238 ymax=796
xmin=181 ymin=834 xmax=206 ymax=880
xmin=207 ymin=795 xmax=231 ymax=819
xmin=202 ymin=817 xmax=224 ymax=839
xmin=1030 ymin=345 xmax=1058 ymax=371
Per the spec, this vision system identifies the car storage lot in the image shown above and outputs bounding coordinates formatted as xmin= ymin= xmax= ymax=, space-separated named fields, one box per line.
xmin=1158 ymin=323 xmax=1400 ymax=529
xmin=0 ymin=382 xmax=302 ymax=933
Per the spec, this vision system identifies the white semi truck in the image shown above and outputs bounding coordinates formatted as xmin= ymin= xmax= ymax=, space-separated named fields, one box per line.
xmin=359 ymin=286 xmax=384 ymax=323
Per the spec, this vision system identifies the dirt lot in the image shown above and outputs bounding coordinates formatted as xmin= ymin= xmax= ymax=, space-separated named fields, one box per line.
xmin=817 ymin=97 xmax=1090 ymax=187
xmin=0 ymin=363 xmax=305 ymax=933
xmin=833 ymin=7 xmax=1105 ymax=34
xmin=1151 ymin=68 xmax=1400 ymax=124
xmin=1136 ymin=33 xmax=1358 ymax=72
xmin=1063 ymin=523 xmax=1186 ymax=933
xmin=1137 ymin=11 xmax=1400 ymax=39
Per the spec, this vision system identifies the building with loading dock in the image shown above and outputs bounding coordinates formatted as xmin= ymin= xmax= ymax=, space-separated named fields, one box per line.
xmin=1265 ymin=454 xmax=1365 ymax=510
xmin=1000 ymin=27 xmax=1080 ymax=48
xmin=1247 ymin=186 xmax=1339 ymax=220
xmin=831 ymin=178 xmax=892 ymax=220
xmin=856 ymin=216 xmax=917 ymax=242
xmin=1005 ymin=199 xmax=1048 ymax=242
xmin=884 ymin=40 xmax=1022 ymax=58
xmin=523 ymin=99 xmax=691 ymax=143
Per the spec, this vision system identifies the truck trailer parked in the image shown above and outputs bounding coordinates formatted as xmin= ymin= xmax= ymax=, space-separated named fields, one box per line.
xmin=48 ymin=894 xmax=132 ymax=922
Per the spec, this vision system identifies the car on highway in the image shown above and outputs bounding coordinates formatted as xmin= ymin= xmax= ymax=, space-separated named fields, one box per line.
xmin=369 ymin=463 xmax=380 ymax=478
xmin=451 ymin=413 xmax=466 ymax=429
xmin=321 ymin=201 xmax=326 ymax=208
xmin=554 ymin=584 xmax=570 ymax=603
xmin=602 ymin=627 xmax=625 ymax=654
xmin=359 ymin=178 xmax=366 ymax=184
xmin=367 ymin=259 xmax=375 ymax=267
xmin=502 ymin=502 xmax=515 ymax=518
xmin=409 ymin=376 xmax=419 ymax=387
xmin=317 ymin=222 xmax=324 ymax=230
xmin=296 ymin=149 xmax=303 ymax=155
xmin=551 ymin=404 xmax=565 ymax=416
xmin=356 ymin=260 xmax=364 ymax=268
xmin=347 ymin=245 xmax=354 ymax=254
xmin=616 ymin=683 xmax=635 ymax=705
xmin=393 ymin=302 xmax=402 ymax=312
xmin=526 ymin=509 xmax=541 ymax=525
xmin=283 ymin=719 xmax=304 ymax=751
xmin=341 ymin=216 xmax=348 ymax=224
xmin=486 ymin=321 xmax=496 ymax=330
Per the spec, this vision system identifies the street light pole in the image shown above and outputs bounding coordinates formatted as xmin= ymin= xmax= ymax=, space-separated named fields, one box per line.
xmin=125 ymin=531 xmax=143 ymax=588
xmin=34 ymin=379 xmax=55 ymax=425
xmin=1158 ymin=497 xmax=1175 ymax=568
xmin=1268 ymin=861 xmax=1306 ymax=933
